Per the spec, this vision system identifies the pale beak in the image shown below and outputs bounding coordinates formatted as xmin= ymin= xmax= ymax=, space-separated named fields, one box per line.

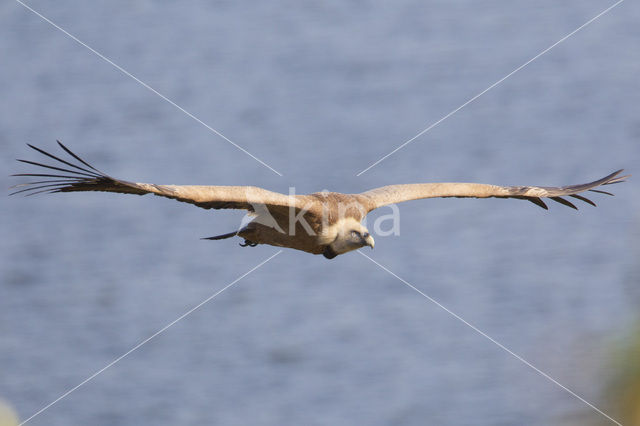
xmin=363 ymin=234 xmax=375 ymax=249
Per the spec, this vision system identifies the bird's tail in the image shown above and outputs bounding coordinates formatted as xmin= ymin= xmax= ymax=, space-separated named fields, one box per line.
xmin=201 ymin=231 xmax=238 ymax=241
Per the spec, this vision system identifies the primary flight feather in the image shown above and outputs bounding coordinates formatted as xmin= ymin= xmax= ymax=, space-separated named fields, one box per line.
xmin=12 ymin=142 xmax=629 ymax=259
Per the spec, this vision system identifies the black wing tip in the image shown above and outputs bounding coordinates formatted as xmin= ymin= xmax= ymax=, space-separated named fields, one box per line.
xmin=589 ymin=189 xmax=614 ymax=196
xmin=569 ymin=194 xmax=597 ymax=207
xmin=602 ymin=169 xmax=630 ymax=184
xmin=550 ymin=196 xmax=578 ymax=210
xmin=527 ymin=197 xmax=549 ymax=210
xmin=526 ymin=169 xmax=627 ymax=211
xmin=558 ymin=169 xmax=630 ymax=201
xmin=11 ymin=141 xmax=106 ymax=196
xmin=54 ymin=140 xmax=107 ymax=175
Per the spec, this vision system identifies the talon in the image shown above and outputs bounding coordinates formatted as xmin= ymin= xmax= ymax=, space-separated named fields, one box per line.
xmin=239 ymin=239 xmax=258 ymax=247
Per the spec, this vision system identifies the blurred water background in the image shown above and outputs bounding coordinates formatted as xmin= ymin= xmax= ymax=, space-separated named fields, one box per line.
xmin=1 ymin=1 xmax=639 ymax=425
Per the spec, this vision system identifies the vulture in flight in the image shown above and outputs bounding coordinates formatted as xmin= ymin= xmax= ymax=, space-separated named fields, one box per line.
xmin=11 ymin=142 xmax=628 ymax=259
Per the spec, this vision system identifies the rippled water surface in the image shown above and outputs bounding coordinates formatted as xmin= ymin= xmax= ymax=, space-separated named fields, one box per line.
xmin=1 ymin=1 xmax=639 ymax=425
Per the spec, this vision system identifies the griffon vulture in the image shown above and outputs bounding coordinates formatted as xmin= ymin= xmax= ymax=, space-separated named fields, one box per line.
xmin=11 ymin=142 xmax=628 ymax=259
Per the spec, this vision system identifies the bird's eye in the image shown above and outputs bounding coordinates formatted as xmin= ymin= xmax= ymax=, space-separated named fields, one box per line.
xmin=351 ymin=230 xmax=360 ymax=238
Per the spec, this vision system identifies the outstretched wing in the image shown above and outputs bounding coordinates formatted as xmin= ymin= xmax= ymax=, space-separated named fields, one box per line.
xmin=11 ymin=141 xmax=303 ymax=212
xmin=359 ymin=170 xmax=629 ymax=212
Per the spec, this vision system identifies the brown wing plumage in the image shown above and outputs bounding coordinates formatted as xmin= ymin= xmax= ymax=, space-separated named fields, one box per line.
xmin=11 ymin=141 xmax=304 ymax=212
xmin=359 ymin=170 xmax=629 ymax=212
xmin=12 ymin=142 xmax=629 ymax=215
